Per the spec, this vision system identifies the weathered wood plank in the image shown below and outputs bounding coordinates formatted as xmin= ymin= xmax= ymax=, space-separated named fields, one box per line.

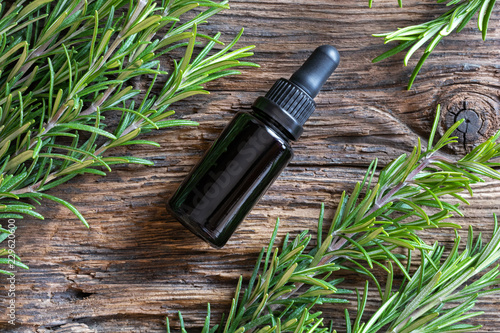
xmin=2 ymin=0 xmax=500 ymax=331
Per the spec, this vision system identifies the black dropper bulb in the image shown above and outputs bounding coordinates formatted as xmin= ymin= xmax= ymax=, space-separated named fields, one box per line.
xmin=290 ymin=45 xmax=340 ymax=98
xmin=253 ymin=45 xmax=340 ymax=140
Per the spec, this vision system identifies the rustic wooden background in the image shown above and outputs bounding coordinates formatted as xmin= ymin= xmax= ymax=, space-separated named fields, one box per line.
xmin=3 ymin=0 xmax=500 ymax=332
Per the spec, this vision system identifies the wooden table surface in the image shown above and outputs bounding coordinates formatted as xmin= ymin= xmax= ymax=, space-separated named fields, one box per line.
xmin=4 ymin=0 xmax=500 ymax=332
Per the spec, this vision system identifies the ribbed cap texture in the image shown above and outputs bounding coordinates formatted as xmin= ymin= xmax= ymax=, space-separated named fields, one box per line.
xmin=264 ymin=79 xmax=315 ymax=125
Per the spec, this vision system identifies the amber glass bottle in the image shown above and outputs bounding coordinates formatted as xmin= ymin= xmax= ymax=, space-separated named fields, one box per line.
xmin=168 ymin=45 xmax=340 ymax=248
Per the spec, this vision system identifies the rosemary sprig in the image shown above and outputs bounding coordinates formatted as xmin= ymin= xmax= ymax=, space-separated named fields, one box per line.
xmin=372 ymin=0 xmax=497 ymax=89
xmin=0 ymin=0 xmax=256 ymax=274
xmin=347 ymin=219 xmax=500 ymax=333
xmin=166 ymin=108 xmax=500 ymax=332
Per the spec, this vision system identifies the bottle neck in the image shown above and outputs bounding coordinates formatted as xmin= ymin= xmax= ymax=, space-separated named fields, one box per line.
xmin=251 ymin=96 xmax=303 ymax=141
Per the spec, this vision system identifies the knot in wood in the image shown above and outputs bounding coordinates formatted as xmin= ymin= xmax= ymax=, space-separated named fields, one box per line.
xmin=454 ymin=109 xmax=482 ymax=137
xmin=438 ymin=92 xmax=499 ymax=153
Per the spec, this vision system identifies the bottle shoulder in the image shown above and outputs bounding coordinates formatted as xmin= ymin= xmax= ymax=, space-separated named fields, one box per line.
xmin=233 ymin=111 xmax=293 ymax=151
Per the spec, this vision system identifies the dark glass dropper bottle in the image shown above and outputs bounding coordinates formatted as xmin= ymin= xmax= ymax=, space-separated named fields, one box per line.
xmin=168 ymin=45 xmax=340 ymax=248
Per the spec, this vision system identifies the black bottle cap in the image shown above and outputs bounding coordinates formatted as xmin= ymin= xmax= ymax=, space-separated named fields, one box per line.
xmin=252 ymin=45 xmax=340 ymax=140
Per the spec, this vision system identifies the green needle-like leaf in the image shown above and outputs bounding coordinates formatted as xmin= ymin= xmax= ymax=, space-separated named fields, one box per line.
xmin=372 ymin=0 xmax=497 ymax=89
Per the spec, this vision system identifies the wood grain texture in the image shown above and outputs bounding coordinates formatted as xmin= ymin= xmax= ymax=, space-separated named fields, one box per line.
xmin=2 ymin=0 xmax=500 ymax=331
